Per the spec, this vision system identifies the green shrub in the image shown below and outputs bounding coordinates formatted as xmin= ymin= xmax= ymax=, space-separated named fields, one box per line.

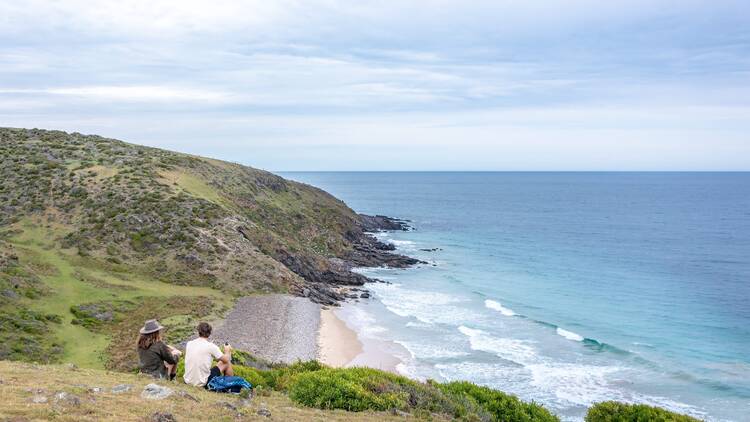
xmin=0 ymin=308 xmax=63 ymax=363
xmin=264 ymin=360 xmax=325 ymax=391
xmin=289 ymin=367 xmax=408 ymax=412
xmin=231 ymin=365 xmax=267 ymax=388
xmin=586 ymin=401 xmax=701 ymax=422
xmin=439 ymin=381 xmax=559 ymax=422
xmin=175 ymin=358 xmax=185 ymax=377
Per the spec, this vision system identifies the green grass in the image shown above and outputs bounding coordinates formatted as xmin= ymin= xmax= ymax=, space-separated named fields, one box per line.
xmin=6 ymin=220 xmax=229 ymax=369
xmin=12 ymin=224 xmax=112 ymax=367
xmin=160 ymin=169 xmax=227 ymax=207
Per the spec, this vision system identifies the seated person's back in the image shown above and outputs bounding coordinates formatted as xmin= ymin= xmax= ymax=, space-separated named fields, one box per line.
xmin=137 ymin=319 xmax=180 ymax=380
xmin=183 ymin=322 xmax=233 ymax=387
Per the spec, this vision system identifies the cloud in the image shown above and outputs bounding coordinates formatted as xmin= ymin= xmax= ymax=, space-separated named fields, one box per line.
xmin=0 ymin=0 xmax=749 ymax=169
xmin=1 ymin=86 xmax=230 ymax=102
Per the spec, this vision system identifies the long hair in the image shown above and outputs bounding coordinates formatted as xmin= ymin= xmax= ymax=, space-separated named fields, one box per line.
xmin=137 ymin=330 xmax=162 ymax=349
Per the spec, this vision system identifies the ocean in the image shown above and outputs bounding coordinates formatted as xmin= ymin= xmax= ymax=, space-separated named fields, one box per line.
xmin=280 ymin=172 xmax=750 ymax=422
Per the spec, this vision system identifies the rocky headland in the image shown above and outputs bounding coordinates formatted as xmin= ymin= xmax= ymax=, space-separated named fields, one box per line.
xmin=0 ymin=127 xmax=422 ymax=367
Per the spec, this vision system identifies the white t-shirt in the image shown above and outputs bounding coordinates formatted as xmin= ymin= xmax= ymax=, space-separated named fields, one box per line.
xmin=183 ymin=337 xmax=223 ymax=386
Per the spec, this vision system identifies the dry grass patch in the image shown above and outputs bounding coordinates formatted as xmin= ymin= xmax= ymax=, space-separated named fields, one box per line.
xmin=0 ymin=360 xmax=419 ymax=421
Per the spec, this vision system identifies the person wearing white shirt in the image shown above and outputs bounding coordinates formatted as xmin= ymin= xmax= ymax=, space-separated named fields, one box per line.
xmin=183 ymin=322 xmax=233 ymax=388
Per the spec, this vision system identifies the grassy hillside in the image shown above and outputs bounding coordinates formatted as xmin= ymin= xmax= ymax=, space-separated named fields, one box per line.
xmin=0 ymin=127 xmax=371 ymax=293
xmin=0 ymin=128 xmax=704 ymax=421
xmin=0 ymin=127 xmax=403 ymax=370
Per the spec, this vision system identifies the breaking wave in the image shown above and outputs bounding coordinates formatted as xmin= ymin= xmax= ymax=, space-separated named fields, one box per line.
xmin=485 ymin=299 xmax=516 ymax=316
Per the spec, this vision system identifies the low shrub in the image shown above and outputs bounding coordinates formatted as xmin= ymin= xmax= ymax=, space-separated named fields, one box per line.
xmin=264 ymin=360 xmax=324 ymax=391
xmin=154 ymin=351 xmax=694 ymax=422
xmin=586 ymin=401 xmax=701 ymax=422
xmin=288 ymin=367 xmax=408 ymax=412
xmin=439 ymin=381 xmax=559 ymax=422
xmin=0 ymin=308 xmax=63 ymax=363
xmin=231 ymin=365 xmax=267 ymax=388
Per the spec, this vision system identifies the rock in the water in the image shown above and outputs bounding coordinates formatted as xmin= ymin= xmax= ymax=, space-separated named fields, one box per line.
xmin=257 ymin=408 xmax=272 ymax=417
xmin=359 ymin=214 xmax=411 ymax=232
xmin=360 ymin=292 xmax=370 ymax=298
xmin=111 ymin=384 xmax=133 ymax=394
xmin=150 ymin=412 xmax=177 ymax=422
xmin=141 ymin=383 xmax=174 ymax=400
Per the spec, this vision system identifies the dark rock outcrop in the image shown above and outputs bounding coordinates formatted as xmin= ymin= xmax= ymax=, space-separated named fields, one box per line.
xmin=253 ymin=215 xmax=423 ymax=304
xmin=359 ymin=214 xmax=411 ymax=232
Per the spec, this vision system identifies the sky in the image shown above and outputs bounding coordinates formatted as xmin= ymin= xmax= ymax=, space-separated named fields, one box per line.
xmin=1 ymin=0 xmax=749 ymax=171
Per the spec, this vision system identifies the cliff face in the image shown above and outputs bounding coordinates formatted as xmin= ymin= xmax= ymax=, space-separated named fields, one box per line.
xmin=0 ymin=128 xmax=415 ymax=304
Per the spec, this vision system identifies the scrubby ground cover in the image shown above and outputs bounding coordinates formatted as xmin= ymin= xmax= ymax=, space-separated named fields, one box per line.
xmin=0 ymin=360 xmax=417 ymax=422
xmin=0 ymin=128 xmax=705 ymax=421
xmin=0 ymin=219 xmax=228 ymax=370
xmin=172 ymin=356 xmax=700 ymax=421
xmin=0 ymin=127 xmax=374 ymax=368
xmin=585 ymin=401 xmax=701 ymax=422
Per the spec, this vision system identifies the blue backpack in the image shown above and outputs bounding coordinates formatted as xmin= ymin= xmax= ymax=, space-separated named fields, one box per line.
xmin=206 ymin=376 xmax=252 ymax=393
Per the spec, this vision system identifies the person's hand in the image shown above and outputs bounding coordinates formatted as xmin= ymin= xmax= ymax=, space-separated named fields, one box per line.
xmin=224 ymin=344 xmax=233 ymax=354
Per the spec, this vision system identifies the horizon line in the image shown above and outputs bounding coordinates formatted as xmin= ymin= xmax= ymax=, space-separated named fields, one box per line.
xmin=273 ymin=170 xmax=750 ymax=173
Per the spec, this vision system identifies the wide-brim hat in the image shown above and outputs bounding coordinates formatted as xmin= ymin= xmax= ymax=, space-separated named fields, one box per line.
xmin=140 ymin=319 xmax=164 ymax=334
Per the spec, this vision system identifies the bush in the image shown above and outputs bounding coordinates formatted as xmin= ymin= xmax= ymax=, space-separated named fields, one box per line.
xmin=289 ymin=367 xmax=408 ymax=412
xmin=231 ymin=365 xmax=267 ymax=388
xmin=285 ymin=366 xmax=558 ymax=420
xmin=439 ymin=381 xmax=559 ymax=422
xmin=264 ymin=360 xmax=324 ymax=391
xmin=586 ymin=401 xmax=701 ymax=422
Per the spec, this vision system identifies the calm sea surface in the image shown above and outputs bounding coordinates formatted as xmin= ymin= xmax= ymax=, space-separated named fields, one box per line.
xmin=279 ymin=172 xmax=750 ymax=421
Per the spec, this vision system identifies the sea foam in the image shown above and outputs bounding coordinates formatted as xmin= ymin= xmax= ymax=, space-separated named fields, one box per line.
xmin=458 ymin=326 xmax=537 ymax=365
xmin=369 ymin=282 xmax=476 ymax=325
xmin=395 ymin=340 xmax=470 ymax=360
xmin=556 ymin=327 xmax=584 ymax=342
xmin=485 ymin=299 xmax=516 ymax=316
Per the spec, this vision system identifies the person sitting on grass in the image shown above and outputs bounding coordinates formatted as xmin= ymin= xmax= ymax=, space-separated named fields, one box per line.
xmin=137 ymin=319 xmax=182 ymax=380
xmin=183 ymin=322 xmax=233 ymax=388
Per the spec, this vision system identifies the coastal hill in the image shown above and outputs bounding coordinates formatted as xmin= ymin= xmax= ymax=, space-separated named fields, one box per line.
xmin=0 ymin=128 xmax=700 ymax=422
xmin=0 ymin=127 xmax=413 ymax=370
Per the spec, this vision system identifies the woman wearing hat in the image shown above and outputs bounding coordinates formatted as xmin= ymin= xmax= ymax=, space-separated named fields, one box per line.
xmin=137 ymin=319 xmax=182 ymax=380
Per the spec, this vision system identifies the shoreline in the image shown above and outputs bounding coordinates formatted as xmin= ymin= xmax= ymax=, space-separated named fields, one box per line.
xmin=318 ymin=303 xmax=406 ymax=374
xmin=318 ymin=307 xmax=363 ymax=367
xmin=210 ymin=293 xmax=405 ymax=373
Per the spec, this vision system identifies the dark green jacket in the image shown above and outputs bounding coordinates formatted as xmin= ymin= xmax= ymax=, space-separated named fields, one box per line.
xmin=138 ymin=341 xmax=178 ymax=378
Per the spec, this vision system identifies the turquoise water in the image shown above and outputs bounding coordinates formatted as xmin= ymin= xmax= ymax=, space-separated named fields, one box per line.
xmin=280 ymin=172 xmax=750 ymax=421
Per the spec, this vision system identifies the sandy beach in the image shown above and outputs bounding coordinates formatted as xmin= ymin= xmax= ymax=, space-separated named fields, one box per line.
xmin=318 ymin=308 xmax=363 ymax=367
xmin=318 ymin=304 xmax=405 ymax=373
xmin=213 ymin=294 xmax=403 ymax=372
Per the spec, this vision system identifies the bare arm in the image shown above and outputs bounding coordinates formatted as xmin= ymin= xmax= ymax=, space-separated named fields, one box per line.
xmin=217 ymin=344 xmax=232 ymax=364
